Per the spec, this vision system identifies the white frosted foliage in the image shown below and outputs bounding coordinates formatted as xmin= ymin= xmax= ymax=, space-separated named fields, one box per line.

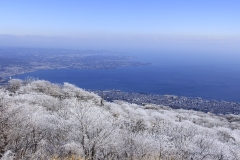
xmin=0 ymin=79 xmax=240 ymax=159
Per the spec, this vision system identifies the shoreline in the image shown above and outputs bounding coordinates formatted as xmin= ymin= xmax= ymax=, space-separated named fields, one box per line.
xmin=94 ymin=90 xmax=240 ymax=115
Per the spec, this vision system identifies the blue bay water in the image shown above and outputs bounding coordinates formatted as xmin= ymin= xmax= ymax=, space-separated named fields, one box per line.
xmin=14 ymin=52 xmax=240 ymax=102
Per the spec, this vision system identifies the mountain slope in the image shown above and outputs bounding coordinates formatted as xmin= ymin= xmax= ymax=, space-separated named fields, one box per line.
xmin=1 ymin=79 xmax=240 ymax=160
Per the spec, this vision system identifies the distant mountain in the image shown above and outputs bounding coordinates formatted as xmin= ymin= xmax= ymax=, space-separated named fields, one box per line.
xmin=1 ymin=79 xmax=240 ymax=160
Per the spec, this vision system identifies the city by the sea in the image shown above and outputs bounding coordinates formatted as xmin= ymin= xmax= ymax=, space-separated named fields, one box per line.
xmin=14 ymin=51 xmax=240 ymax=102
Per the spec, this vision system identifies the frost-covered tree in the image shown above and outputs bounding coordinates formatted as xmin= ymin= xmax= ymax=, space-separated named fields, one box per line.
xmin=8 ymin=79 xmax=23 ymax=92
xmin=0 ymin=79 xmax=240 ymax=159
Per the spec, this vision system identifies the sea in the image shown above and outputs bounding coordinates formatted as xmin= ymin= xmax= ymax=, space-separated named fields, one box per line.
xmin=14 ymin=51 xmax=240 ymax=102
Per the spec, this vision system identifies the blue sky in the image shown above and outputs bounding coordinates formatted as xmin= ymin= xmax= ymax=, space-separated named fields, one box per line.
xmin=0 ymin=0 xmax=239 ymax=51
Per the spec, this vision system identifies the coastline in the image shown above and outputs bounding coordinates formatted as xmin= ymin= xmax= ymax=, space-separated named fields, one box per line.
xmin=94 ymin=90 xmax=240 ymax=115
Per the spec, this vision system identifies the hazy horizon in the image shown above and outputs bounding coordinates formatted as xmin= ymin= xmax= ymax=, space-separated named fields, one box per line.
xmin=1 ymin=0 xmax=240 ymax=53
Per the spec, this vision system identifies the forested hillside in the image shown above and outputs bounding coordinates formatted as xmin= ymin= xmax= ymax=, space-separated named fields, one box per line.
xmin=1 ymin=79 xmax=240 ymax=160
